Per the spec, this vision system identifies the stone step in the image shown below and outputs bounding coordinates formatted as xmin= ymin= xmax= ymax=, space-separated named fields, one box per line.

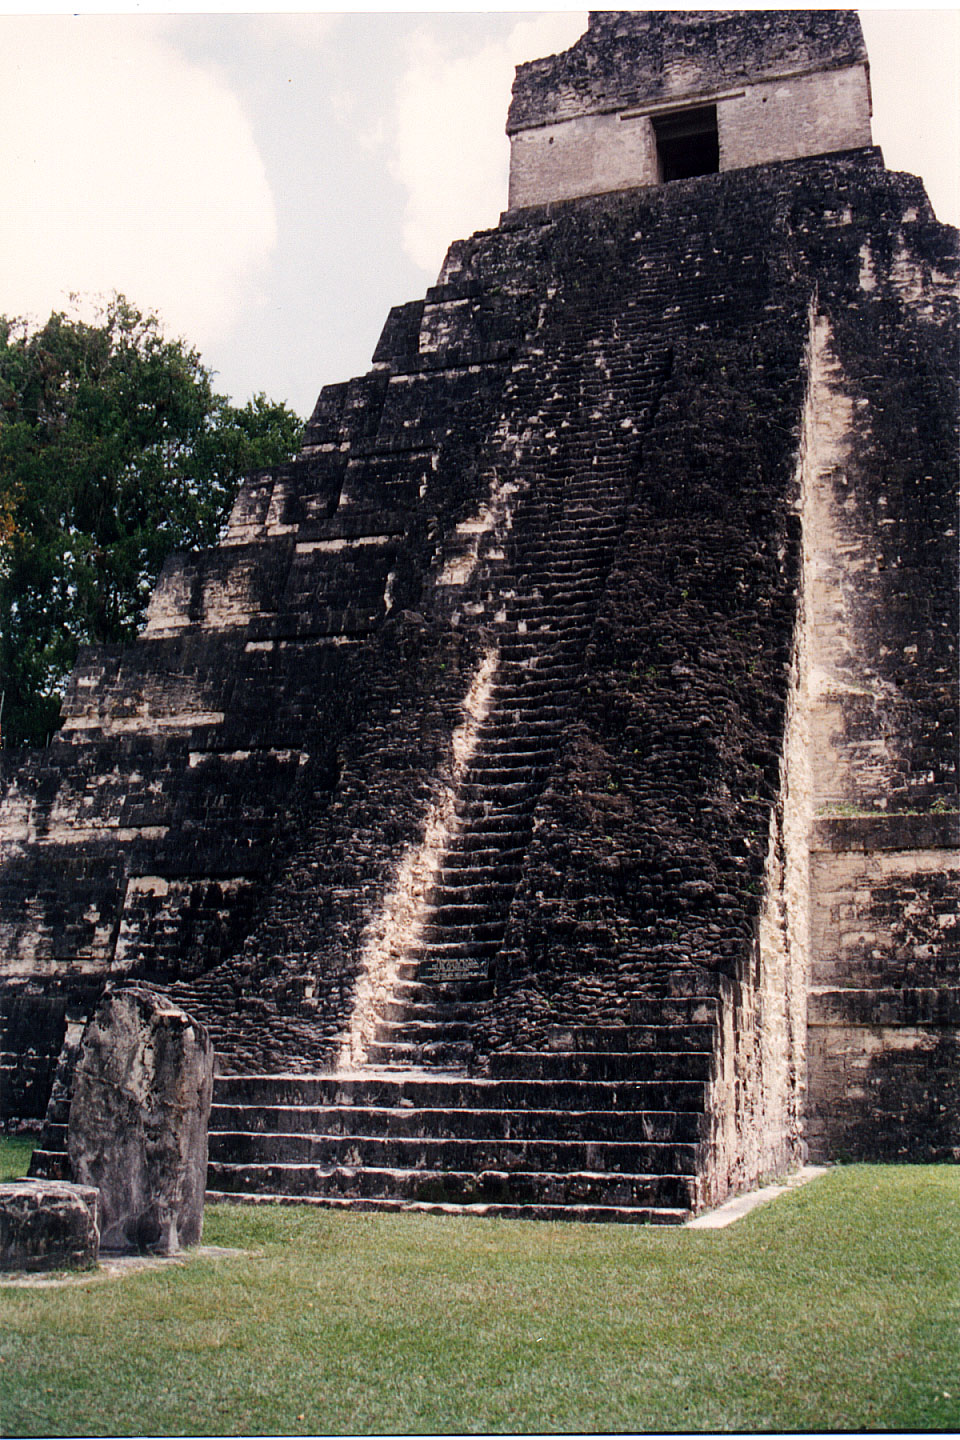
xmin=437 ymin=845 xmax=526 ymax=868
xmin=495 ymin=630 xmax=588 ymax=651
xmin=488 ymin=675 xmax=572 ymax=699
xmin=418 ymin=892 xmax=512 ymax=917
xmin=463 ymin=761 xmax=549 ymax=783
xmin=401 ymin=940 xmax=499 ymax=967
xmin=25 ymin=1148 xmax=72 ymax=1181
xmin=511 ymin=548 xmax=614 ymax=565
xmin=500 ymin=593 xmax=595 ymax=610
xmin=498 ymin=664 xmax=581 ymax=682
xmin=454 ymin=795 xmax=538 ymax=819
xmin=209 ymin=1131 xmax=701 ymax=1176
xmin=373 ymin=1018 xmax=475 ymax=1044
xmin=399 ymin=971 xmax=489 ymax=992
xmin=205 ymin=1192 xmax=690 ymax=1225
xmin=546 ymin=1024 xmax=717 ymax=1053
xmin=496 ymin=638 xmax=583 ymax=659
xmin=392 ymin=979 xmax=494 ymax=1004
xmin=456 ymin=776 xmax=544 ymax=798
xmin=476 ymin=713 xmax=571 ymax=732
xmin=377 ymin=1000 xmax=479 ymax=1024
xmin=629 ymin=995 xmax=722 ymax=1026
xmin=420 ymin=892 xmax=509 ymax=915
xmin=445 ymin=828 xmax=533 ymax=852
xmin=499 ymin=637 xmax=584 ymax=656
xmin=497 ymin=620 xmax=589 ymax=639
xmin=518 ymin=586 xmax=603 ymax=604
xmin=419 ymin=917 xmax=507 ymax=943
xmin=450 ymin=811 xmax=533 ymax=834
xmin=29 ymin=1121 xmax=67 ymax=1151
xmin=204 ymin=1161 xmax=695 ymax=1209
xmin=517 ymin=513 xmax=621 ymax=530
xmin=424 ymin=881 xmax=516 ymax=908
xmin=363 ymin=1039 xmax=476 ymax=1068
xmin=536 ymin=583 xmax=609 ymax=602
xmin=505 ymin=600 xmax=593 ymax=618
xmin=208 ymin=1104 xmax=707 ymax=1144
xmin=488 ymin=1050 xmax=714 ymax=1082
xmin=497 ymin=632 xmax=582 ymax=651
xmin=475 ymin=701 xmax=569 ymax=723
xmin=480 ymin=706 xmax=569 ymax=728
xmin=467 ymin=752 xmax=556 ymax=773
xmin=434 ymin=864 xmax=522 ymax=887
xmin=408 ymin=971 xmax=490 ymax=997
xmin=469 ymin=734 xmax=557 ymax=754
xmin=213 ymin=1074 xmax=709 ymax=1113
xmin=493 ymin=670 xmax=577 ymax=689
xmin=511 ymin=562 xmax=606 ymax=580
xmin=506 ymin=620 xmax=589 ymax=640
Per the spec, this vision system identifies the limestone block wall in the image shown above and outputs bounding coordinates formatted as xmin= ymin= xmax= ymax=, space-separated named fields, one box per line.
xmin=806 ymin=816 xmax=959 ymax=1159
xmin=798 ymin=258 xmax=959 ymax=1159
xmin=718 ymin=66 xmax=871 ymax=173
xmin=709 ymin=598 xmax=813 ymax=1198
xmin=508 ymin=66 xmax=871 ymax=210
xmin=508 ymin=111 xmax=659 ymax=211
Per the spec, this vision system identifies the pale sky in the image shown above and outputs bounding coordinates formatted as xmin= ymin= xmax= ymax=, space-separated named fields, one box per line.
xmin=1 ymin=8 xmax=957 ymax=419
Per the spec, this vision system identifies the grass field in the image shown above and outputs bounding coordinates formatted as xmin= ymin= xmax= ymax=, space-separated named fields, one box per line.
xmin=1 ymin=1141 xmax=957 ymax=1435
xmin=0 ymin=1139 xmax=35 ymax=1184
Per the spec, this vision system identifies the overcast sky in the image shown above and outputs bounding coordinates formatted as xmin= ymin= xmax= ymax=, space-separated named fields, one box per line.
xmin=1 ymin=8 xmax=957 ymax=420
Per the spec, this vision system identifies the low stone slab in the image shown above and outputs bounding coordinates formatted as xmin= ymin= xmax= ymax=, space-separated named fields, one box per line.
xmin=68 ymin=985 xmax=214 ymax=1256
xmin=0 ymin=1180 xmax=101 ymax=1272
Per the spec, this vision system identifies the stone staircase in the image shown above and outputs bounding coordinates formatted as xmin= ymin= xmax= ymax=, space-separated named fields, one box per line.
xmin=361 ymin=504 xmax=625 ymax=1067
xmin=358 ymin=374 xmax=661 ymax=1068
xmin=205 ymin=996 xmax=719 ymax=1222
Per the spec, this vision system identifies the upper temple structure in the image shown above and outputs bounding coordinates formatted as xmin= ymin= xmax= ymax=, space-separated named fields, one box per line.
xmin=507 ymin=10 xmax=872 ymax=206
xmin=2 ymin=12 xmax=957 ymax=1220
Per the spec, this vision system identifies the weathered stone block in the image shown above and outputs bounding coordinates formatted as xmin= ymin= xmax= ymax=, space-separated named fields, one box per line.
xmin=0 ymin=1180 xmax=100 ymax=1272
xmin=68 ymin=985 xmax=214 ymax=1254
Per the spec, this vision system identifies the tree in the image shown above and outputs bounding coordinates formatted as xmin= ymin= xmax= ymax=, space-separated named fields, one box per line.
xmin=0 ymin=296 xmax=303 ymax=747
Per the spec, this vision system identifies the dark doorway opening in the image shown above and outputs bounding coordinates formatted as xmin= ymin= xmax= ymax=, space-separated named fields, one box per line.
xmin=654 ymin=106 xmax=720 ymax=182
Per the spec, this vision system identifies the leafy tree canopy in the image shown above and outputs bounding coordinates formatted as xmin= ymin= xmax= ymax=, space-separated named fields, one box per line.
xmin=0 ymin=296 xmax=303 ymax=746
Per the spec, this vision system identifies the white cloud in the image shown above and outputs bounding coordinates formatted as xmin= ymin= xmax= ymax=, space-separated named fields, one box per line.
xmin=390 ymin=12 xmax=588 ymax=278
xmin=0 ymin=15 xmax=277 ymax=347
xmin=860 ymin=10 xmax=960 ymax=229
xmin=247 ymin=13 xmax=337 ymax=53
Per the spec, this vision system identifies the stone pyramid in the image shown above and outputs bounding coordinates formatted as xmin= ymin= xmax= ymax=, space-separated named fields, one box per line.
xmin=4 ymin=11 xmax=958 ymax=1218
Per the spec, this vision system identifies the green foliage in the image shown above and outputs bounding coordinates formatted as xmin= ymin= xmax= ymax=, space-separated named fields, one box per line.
xmin=0 ymin=1160 xmax=957 ymax=1433
xmin=0 ymin=297 xmax=302 ymax=746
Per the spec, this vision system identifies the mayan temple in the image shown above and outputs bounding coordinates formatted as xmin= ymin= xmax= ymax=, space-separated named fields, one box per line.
xmin=2 ymin=11 xmax=957 ymax=1221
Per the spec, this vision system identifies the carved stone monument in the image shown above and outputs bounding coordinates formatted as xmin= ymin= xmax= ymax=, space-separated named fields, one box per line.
xmin=67 ymin=986 xmax=213 ymax=1254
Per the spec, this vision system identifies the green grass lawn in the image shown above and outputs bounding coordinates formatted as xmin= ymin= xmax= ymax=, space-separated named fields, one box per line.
xmin=1 ymin=1140 xmax=957 ymax=1435
xmin=0 ymin=1139 xmax=36 ymax=1184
